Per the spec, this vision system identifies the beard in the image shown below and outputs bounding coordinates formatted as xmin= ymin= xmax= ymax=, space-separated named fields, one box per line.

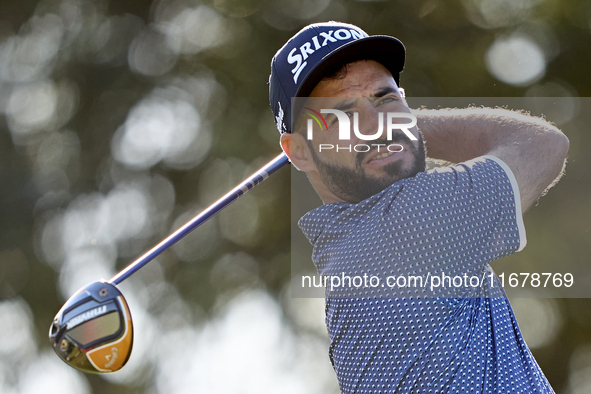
xmin=308 ymin=131 xmax=427 ymax=203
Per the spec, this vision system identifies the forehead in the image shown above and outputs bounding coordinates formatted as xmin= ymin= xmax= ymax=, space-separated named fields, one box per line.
xmin=309 ymin=60 xmax=398 ymax=98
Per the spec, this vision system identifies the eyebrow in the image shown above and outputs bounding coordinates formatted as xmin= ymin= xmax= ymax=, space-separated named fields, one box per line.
xmin=332 ymin=99 xmax=357 ymax=112
xmin=326 ymin=85 xmax=398 ymax=114
xmin=372 ymin=86 xmax=398 ymax=98
xmin=322 ymin=99 xmax=357 ymax=125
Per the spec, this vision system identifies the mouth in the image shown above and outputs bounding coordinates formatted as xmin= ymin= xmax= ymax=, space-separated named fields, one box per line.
xmin=365 ymin=144 xmax=406 ymax=165
xmin=373 ymin=150 xmax=397 ymax=161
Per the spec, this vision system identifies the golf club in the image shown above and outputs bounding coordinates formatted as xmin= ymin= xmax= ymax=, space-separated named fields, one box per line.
xmin=49 ymin=153 xmax=289 ymax=373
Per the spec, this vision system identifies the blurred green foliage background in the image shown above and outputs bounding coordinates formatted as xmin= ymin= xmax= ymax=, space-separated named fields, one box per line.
xmin=0 ymin=0 xmax=590 ymax=393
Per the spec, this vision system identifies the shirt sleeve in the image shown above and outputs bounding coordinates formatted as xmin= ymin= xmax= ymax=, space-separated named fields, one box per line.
xmin=382 ymin=155 xmax=526 ymax=274
xmin=480 ymin=155 xmax=526 ymax=252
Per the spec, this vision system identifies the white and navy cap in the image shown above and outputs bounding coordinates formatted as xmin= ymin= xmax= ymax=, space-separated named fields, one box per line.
xmin=269 ymin=21 xmax=406 ymax=134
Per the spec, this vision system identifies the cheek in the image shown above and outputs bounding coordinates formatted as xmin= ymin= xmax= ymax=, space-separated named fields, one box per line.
xmin=313 ymin=141 xmax=357 ymax=165
xmin=311 ymin=132 xmax=337 ymax=155
xmin=311 ymin=127 xmax=362 ymax=166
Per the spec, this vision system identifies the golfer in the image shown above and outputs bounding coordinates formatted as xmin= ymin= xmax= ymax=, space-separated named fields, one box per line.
xmin=269 ymin=22 xmax=569 ymax=393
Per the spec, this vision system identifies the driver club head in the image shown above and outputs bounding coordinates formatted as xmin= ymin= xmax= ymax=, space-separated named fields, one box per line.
xmin=49 ymin=281 xmax=133 ymax=373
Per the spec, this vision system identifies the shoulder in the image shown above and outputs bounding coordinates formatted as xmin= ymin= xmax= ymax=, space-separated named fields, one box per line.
xmin=377 ymin=155 xmax=513 ymax=205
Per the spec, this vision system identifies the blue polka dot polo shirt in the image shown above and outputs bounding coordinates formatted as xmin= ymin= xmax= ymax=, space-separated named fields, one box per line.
xmin=298 ymin=156 xmax=554 ymax=393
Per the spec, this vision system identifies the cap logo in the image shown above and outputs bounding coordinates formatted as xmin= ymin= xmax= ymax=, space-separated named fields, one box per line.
xmin=287 ymin=28 xmax=365 ymax=84
xmin=275 ymin=101 xmax=286 ymax=133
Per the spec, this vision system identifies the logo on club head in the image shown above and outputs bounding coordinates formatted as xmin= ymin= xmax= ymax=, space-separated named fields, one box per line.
xmin=104 ymin=347 xmax=118 ymax=368
xmin=66 ymin=305 xmax=108 ymax=330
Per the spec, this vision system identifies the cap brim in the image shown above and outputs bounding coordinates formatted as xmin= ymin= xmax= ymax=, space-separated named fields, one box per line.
xmin=295 ymin=35 xmax=406 ymax=98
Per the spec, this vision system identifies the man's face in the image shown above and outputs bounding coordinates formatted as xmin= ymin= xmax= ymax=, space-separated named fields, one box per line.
xmin=298 ymin=60 xmax=426 ymax=203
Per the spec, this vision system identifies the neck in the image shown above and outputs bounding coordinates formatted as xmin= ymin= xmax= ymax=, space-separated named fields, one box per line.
xmin=307 ymin=171 xmax=349 ymax=204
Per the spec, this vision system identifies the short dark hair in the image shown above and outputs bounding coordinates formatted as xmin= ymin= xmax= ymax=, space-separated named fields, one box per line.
xmin=293 ymin=59 xmax=402 ymax=135
xmin=322 ymin=62 xmax=351 ymax=81
xmin=292 ymin=62 xmax=352 ymax=136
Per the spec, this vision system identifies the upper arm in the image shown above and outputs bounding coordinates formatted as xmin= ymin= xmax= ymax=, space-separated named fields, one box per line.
xmin=417 ymin=107 xmax=570 ymax=213
xmin=393 ymin=158 xmax=527 ymax=261
xmin=485 ymin=117 xmax=569 ymax=213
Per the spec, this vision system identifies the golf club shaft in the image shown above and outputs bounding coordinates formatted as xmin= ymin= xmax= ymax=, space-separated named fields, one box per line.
xmin=109 ymin=153 xmax=289 ymax=285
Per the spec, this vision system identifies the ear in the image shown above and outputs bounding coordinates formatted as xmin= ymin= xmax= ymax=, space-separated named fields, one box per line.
xmin=280 ymin=133 xmax=316 ymax=172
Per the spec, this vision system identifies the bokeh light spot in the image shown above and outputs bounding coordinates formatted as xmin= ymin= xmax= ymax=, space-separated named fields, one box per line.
xmin=113 ymin=98 xmax=202 ymax=169
xmin=510 ymin=298 xmax=562 ymax=349
xmin=128 ymin=27 xmax=178 ymax=77
xmin=486 ymin=33 xmax=546 ymax=86
xmin=7 ymin=80 xmax=57 ymax=136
